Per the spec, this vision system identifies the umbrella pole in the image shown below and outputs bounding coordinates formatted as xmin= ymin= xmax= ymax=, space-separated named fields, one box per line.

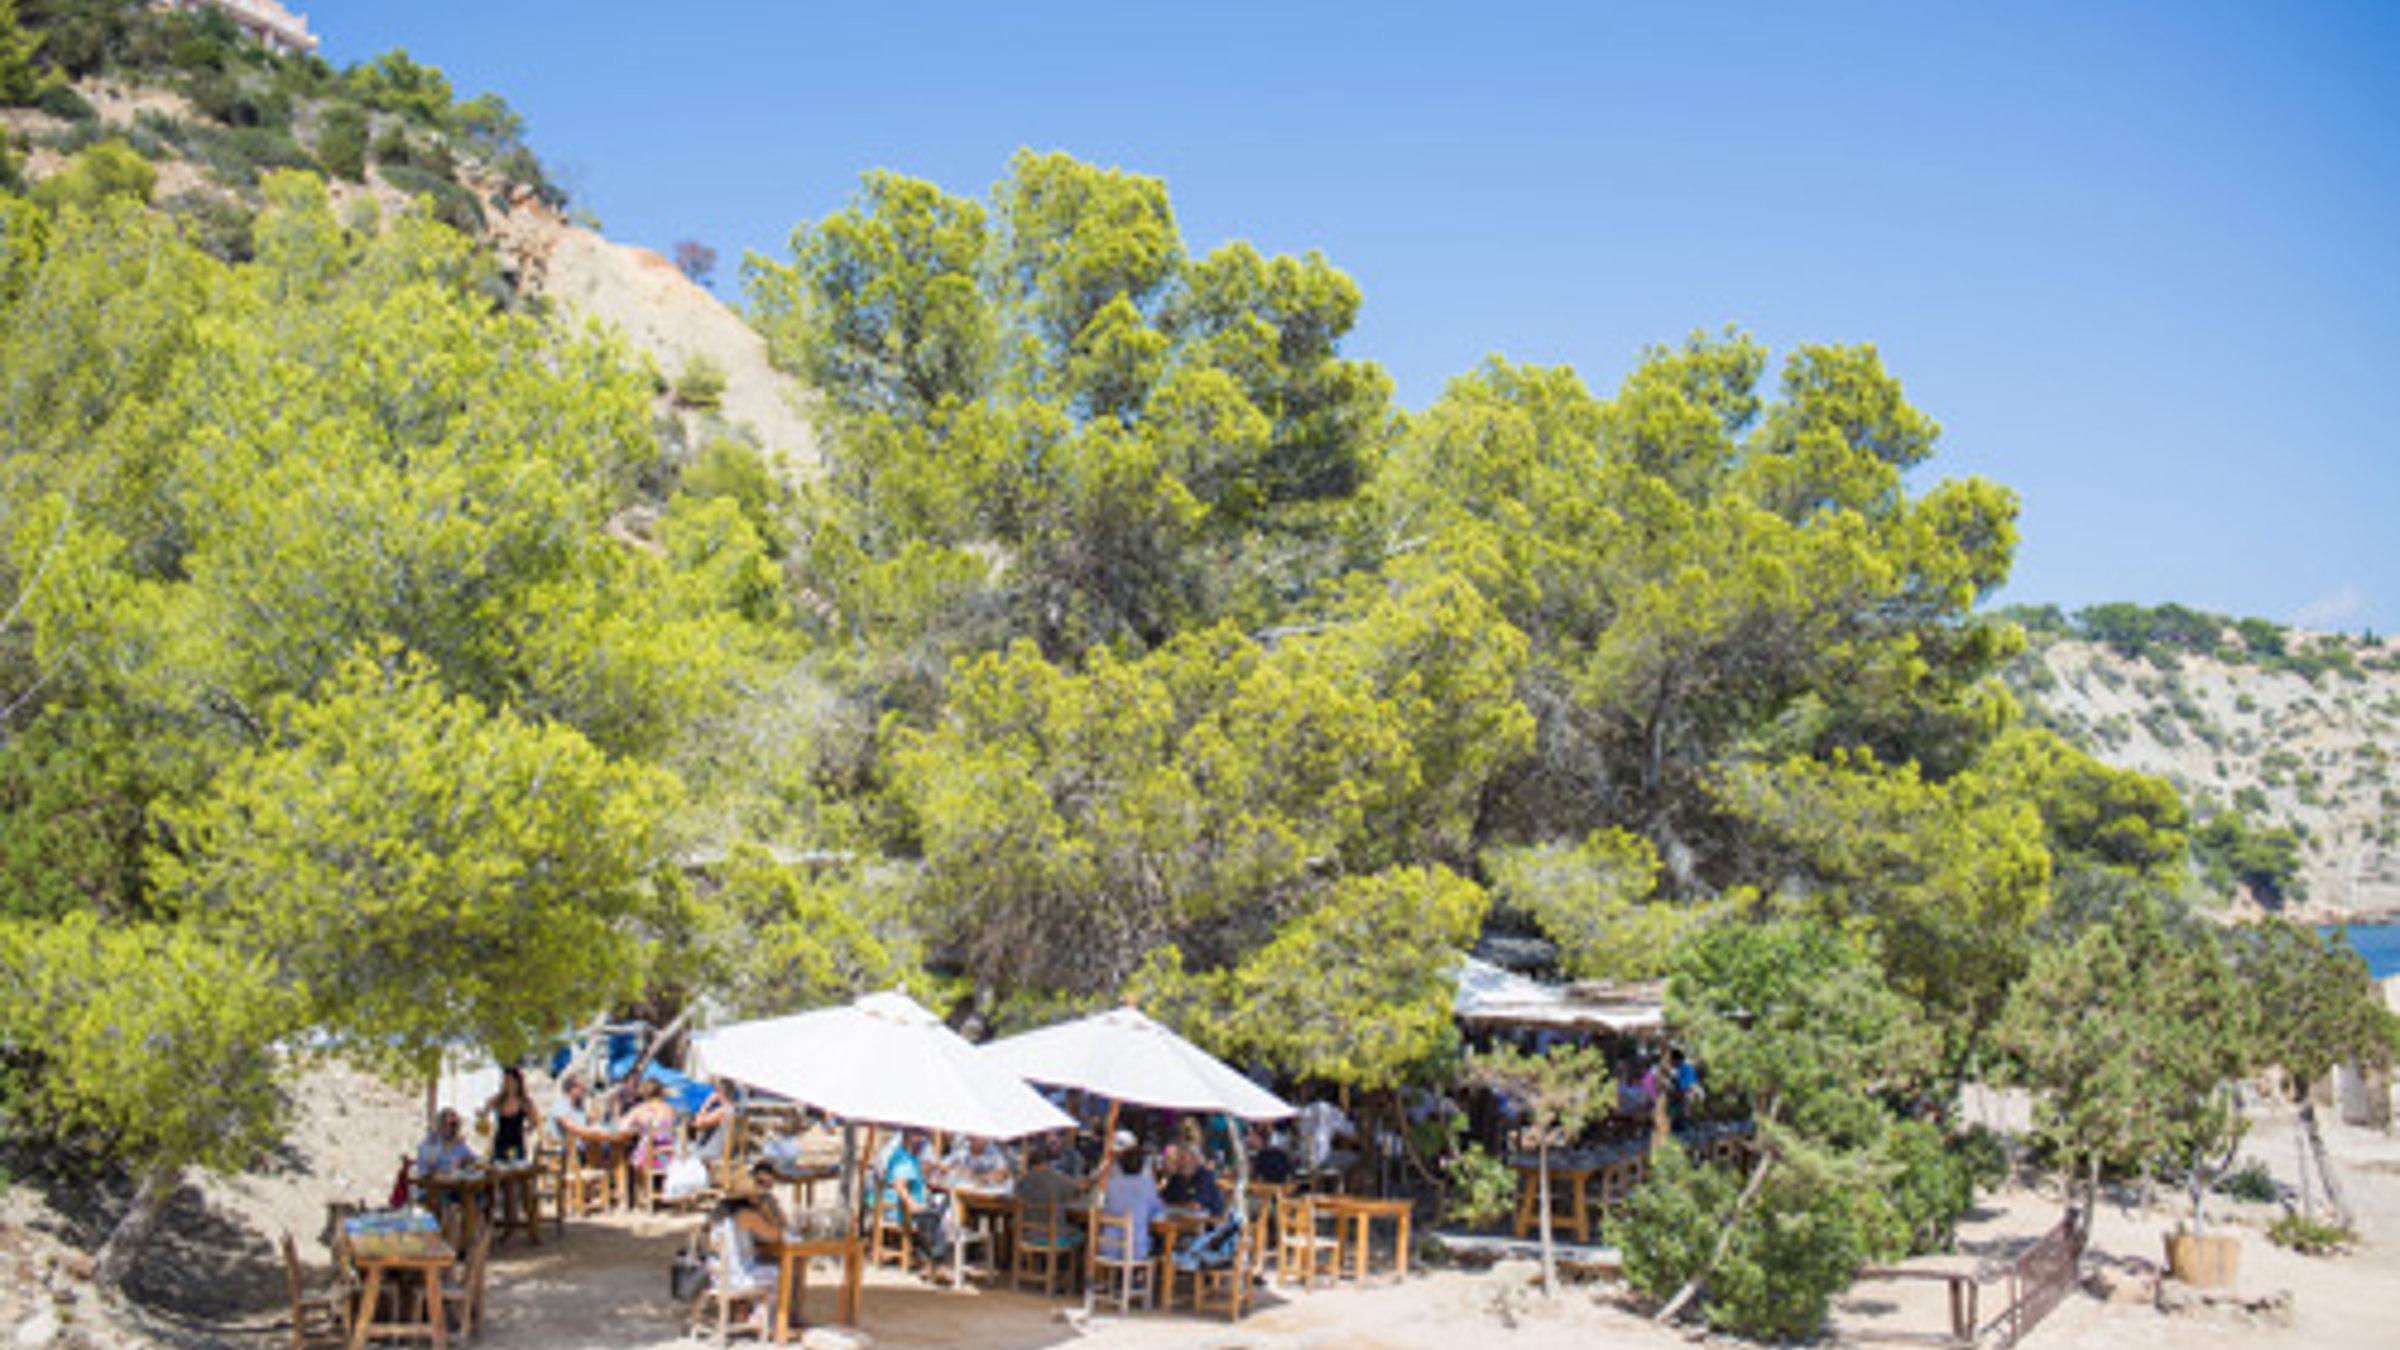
xmin=1228 ymin=1112 xmax=1251 ymax=1215
xmin=841 ymin=1123 xmax=860 ymax=1235
xmin=1083 ymin=1099 xmax=1121 ymax=1318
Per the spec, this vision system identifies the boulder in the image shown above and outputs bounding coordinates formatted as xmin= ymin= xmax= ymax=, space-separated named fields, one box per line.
xmin=13 ymin=1309 xmax=59 ymax=1350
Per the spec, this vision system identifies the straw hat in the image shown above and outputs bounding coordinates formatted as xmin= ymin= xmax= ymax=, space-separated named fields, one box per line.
xmin=1112 ymin=1129 xmax=1137 ymax=1150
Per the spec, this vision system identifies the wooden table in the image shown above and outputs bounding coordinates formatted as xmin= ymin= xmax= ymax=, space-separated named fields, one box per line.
xmin=561 ymin=1124 xmax=636 ymax=1209
xmin=766 ymin=1161 xmax=843 ymax=1216
xmin=1317 ymin=1195 xmax=1412 ymax=1283
xmin=1510 ymin=1163 xmax=1598 ymax=1244
xmin=347 ymin=1230 xmax=456 ymax=1350
xmin=940 ymin=1183 xmax=1018 ymax=1279
xmin=416 ymin=1171 xmax=491 ymax=1254
xmin=759 ymin=1232 xmax=864 ymax=1341
xmin=484 ymin=1161 xmax=545 ymax=1247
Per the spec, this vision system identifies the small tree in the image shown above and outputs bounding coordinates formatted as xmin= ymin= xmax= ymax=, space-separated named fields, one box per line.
xmin=1640 ymin=916 xmax=1936 ymax=1331
xmin=672 ymin=238 xmax=717 ymax=288
xmin=0 ymin=0 xmax=44 ymax=106
xmin=160 ymin=648 xmax=678 ymax=1109
xmin=1998 ymin=894 xmax=2255 ymax=1243
xmin=1462 ymin=1041 xmax=1613 ymax=1294
xmin=2227 ymin=919 xmax=2399 ymax=1229
xmin=0 ymin=914 xmax=298 ymax=1288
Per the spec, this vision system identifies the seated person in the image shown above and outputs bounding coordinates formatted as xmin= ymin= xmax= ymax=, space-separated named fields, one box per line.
xmin=547 ymin=1074 xmax=592 ymax=1138
xmin=878 ymin=1131 xmax=952 ymax=1263
xmin=1013 ymin=1140 xmax=1085 ymax=1210
xmin=416 ymin=1107 xmax=479 ymax=1178
xmin=1250 ymin=1126 xmax=1295 ymax=1184
xmin=625 ymin=1079 xmax=681 ymax=1186
xmin=745 ymin=1159 xmax=791 ymax=1231
xmin=689 ymin=1080 xmax=737 ymax=1161
xmin=1097 ymin=1136 xmax=1166 ymax=1262
xmin=1160 ymin=1144 xmax=1226 ymax=1217
xmin=708 ymin=1176 xmax=781 ymax=1304
xmin=940 ymin=1134 xmax=1011 ymax=1184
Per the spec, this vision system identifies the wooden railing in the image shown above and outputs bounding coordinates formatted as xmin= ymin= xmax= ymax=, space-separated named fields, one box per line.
xmin=1851 ymin=1207 xmax=2083 ymax=1348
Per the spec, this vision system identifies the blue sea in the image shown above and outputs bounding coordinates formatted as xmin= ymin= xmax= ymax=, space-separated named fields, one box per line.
xmin=2322 ymin=923 xmax=2400 ymax=981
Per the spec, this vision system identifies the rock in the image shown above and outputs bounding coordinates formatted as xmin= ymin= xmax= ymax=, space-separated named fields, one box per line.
xmin=13 ymin=1309 xmax=59 ymax=1349
xmin=2085 ymin=1254 xmax=2159 ymax=1304
xmin=799 ymin=1330 xmax=875 ymax=1350
xmin=53 ymin=1255 xmax=93 ymax=1285
xmin=1490 ymin=1257 xmax=1543 ymax=1288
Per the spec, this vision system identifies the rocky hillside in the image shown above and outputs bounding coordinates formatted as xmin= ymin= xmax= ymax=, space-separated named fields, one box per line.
xmin=2003 ymin=620 xmax=2400 ymax=920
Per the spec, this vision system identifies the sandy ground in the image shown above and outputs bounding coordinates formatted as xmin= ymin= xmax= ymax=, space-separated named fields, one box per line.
xmin=10 ymin=1077 xmax=2400 ymax=1349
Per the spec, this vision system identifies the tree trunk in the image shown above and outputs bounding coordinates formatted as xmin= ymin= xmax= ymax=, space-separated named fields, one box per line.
xmin=95 ymin=1162 xmax=183 ymax=1292
xmin=1655 ymin=1145 xmax=1772 ymax=1325
xmin=1536 ymin=1138 xmax=1556 ymax=1298
xmin=2294 ymin=1117 xmax=2315 ymax=1222
xmin=2072 ymin=1154 xmax=2098 ymax=1251
xmin=2299 ymin=1099 xmax=2350 ymax=1229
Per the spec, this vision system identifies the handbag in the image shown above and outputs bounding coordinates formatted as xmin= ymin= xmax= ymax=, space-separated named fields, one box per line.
xmin=663 ymin=1154 xmax=710 ymax=1201
xmin=669 ymin=1226 xmax=709 ymax=1302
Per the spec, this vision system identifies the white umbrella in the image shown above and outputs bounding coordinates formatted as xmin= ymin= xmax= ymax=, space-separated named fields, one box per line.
xmin=691 ymin=990 xmax=1073 ymax=1140
xmin=982 ymin=1005 xmax=1294 ymax=1121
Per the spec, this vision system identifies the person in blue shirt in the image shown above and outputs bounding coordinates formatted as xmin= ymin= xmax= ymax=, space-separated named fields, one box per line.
xmin=879 ymin=1131 xmax=952 ymax=1264
xmin=1098 ymin=1136 xmax=1167 ymax=1261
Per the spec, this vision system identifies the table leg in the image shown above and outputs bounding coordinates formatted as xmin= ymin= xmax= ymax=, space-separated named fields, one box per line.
xmin=349 ymin=1268 xmax=384 ymax=1350
xmin=1395 ymin=1212 xmax=1410 ymax=1279
xmin=774 ymin=1248 xmax=799 ymax=1345
xmin=1352 ymin=1212 xmax=1369 ymax=1283
xmin=842 ymin=1241 xmax=863 ymax=1325
xmin=425 ymin=1269 xmax=447 ymax=1350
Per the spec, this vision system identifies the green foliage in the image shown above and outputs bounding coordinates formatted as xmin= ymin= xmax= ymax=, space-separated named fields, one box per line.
xmin=671 ymin=350 xmax=727 ymax=410
xmin=159 ymin=647 xmax=679 ymax=1081
xmin=2226 ymin=919 xmax=2398 ymax=1095
xmin=1997 ymin=894 xmax=2254 ymax=1228
xmin=378 ymin=162 xmax=481 ymax=235
xmin=2215 ymin=1159 xmax=2276 ymax=1204
xmin=1443 ymin=1142 xmax=1515 ymax=1227
xmin=2266 ymin=1212 xmax=2353 ymax=1255
xmin=0 ymin=912 xmax=298 ymax=1176
xmin=1715 ymin=749 xmax=2050 ymax=1036
xmin=1484 ymin=829 xmax=1685 ymax=980
xmin=28 ymin=136 xmax=151 ymax=208
xmin=346 ymin=48 xmax=452 ymax=126
xmin=1137 ymin=865 xmax=1488 ymax=1087
xmin=0 ymin=0 xmax=43 ymax=104
xmin=16 ymin=0 xmax=146 ymax=80
xmin=310 ymin=102 xmax=367 ymax=180
xmin=1612 ymin=1142 xmax=1738 ymax=1308
xmin=748 ymin=151 xmax=1392 ymax=657
xmin=34 ymin=82 xmax=91 ymax=122
xmin=0 ymin=706 xmax=165 ymax=922
xmin=1462 ymin=1040 xmax=1613 ymax=1289
xmin=2194 ymin=810 xmax=2306 ymax=906
xmin=678 ymin=437 xmax=793 ymax=558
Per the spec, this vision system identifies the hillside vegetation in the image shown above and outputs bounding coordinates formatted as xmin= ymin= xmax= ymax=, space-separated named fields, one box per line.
xmin=1 ymin=7 xmax=2393 ymax=1342
xmin=2002 ymin=604 xmax=2400 ymax=918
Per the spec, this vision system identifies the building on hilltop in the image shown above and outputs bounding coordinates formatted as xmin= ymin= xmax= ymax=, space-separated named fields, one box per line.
xmin=157 ymin=0 xmax=319 ymax=56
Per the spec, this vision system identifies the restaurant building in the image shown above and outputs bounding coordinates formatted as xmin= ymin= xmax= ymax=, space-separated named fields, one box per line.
xmin=157 ymin=0 xmax=319 ymax=57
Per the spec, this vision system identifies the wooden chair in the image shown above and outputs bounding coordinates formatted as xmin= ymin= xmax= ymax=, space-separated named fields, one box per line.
xmin=1086 ymin=1210 xmax=1157 ymax=1313
xmin=1274 ymin=1195 xmax=1340 ymax=1290
xmin=686 ymin=1224 xmax=773 ymax=1346
xmin=1190 ymin=1216 xmax=1258 ymax=1321
xmin=868 ymin=1194 xmax=920 ymax=1272
xmin=948 ymin=1205 xmax=998 ymax=1285
xmin=1010 ymin=1199 xmax=1083 ymax=1297
xmin=279 ymin=1230 xmax=349 ymax=1350
xmin=442 ymin=1222 xmax=496 ymax=1341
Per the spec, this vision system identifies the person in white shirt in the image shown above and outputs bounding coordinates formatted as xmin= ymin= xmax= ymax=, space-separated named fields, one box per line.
xmin=1097 ymin=1134 xmax=1167 ymax=1262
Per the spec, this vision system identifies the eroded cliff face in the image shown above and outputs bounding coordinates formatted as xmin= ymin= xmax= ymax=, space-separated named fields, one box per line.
xmin=487 ymin=191 xmax=820 ymax=482
xmin=2007 ymin=637 xmax=2400 ymax=919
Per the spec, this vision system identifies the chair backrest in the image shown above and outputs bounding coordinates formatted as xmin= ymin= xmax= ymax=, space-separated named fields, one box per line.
xmin=1015 ymin=1198 xmax=1064 ymax=1247
xmin=1090 ymin=1209 xmax=1140 ymax=1265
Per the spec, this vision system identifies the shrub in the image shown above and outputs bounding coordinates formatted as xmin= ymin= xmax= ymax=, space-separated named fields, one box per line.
xmin=377 ymin=162 xmax=481 ymax=235
xmin=159 ymin=188 xmax=253 ymax=262
xmin=1880 ymin=1121 xmax=1978 ymax=1255
xmin=34 ymin=82 xmax=95 ymax=122
xmin=30 ymin=136 xmax=152 ymax=209
xmin=2215 ymin=1159 xmax=2277 ymax=1204
xmin=312 ymin=103 xmax=367 ymax=181
xmin=1442 ymin=1143 xmax=1515 ymax=1228
xmin=671 ymin=352 xmax=727 ymax=411
xmin=2267 ymin=1212 xmax=2353 ymax=1255
xmin=1704 ymin=1169 xmax=1886 ymax=1343
xmin=1611 ymin=1142 xmax=1738 ymax=1312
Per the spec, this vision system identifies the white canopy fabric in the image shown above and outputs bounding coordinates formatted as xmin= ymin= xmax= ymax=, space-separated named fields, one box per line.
xmin=691 ymin=991 xmax=1073 ymax=1140
xmin=1453 ymin=956 xmax=1667 ymax=1035
xmin=982 ymin=1006 xmax=1294 ymax=1121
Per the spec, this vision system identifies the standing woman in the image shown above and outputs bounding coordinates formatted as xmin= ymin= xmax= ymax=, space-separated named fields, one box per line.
xmin=483 ymin=1067 xmax=543 ymax=1165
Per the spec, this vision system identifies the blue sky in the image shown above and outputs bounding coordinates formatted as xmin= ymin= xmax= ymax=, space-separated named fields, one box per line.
xmin=300 ymin=1 xmax=2400 ymax=634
